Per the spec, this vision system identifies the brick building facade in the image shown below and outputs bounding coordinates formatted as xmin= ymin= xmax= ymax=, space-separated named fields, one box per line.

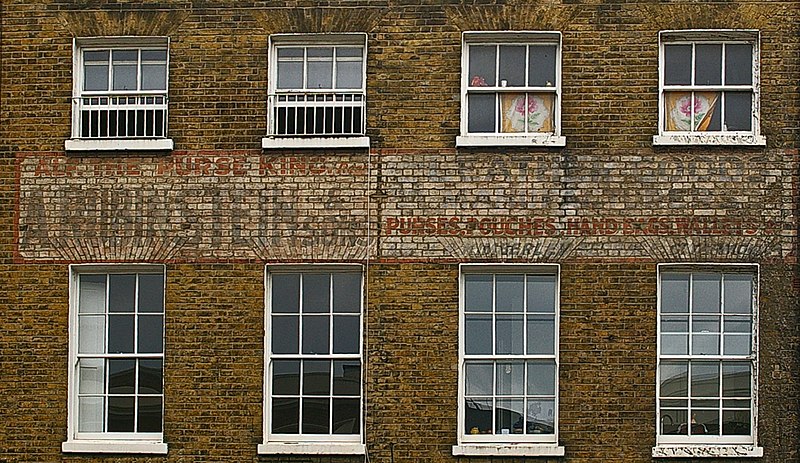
xmin=1 ymin=1 xmax=798 ymax=462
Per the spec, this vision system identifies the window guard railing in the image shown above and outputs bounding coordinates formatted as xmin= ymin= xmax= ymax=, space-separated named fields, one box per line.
xmin=72 ymin=93 xmax=169 ymax=139
xmin=268 ymin=91 xmax=366 ymax=137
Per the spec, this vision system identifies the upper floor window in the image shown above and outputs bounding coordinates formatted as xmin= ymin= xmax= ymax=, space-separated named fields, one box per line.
xmin=66 ymin=37 xmax=173 ymax=152
xmin=63 ymin=265 xmax=167 ymax=454
xmin=653 ymin=265 xmax=762 ymax=458
xmin=453 ymin=264 xmax=564 ymax=457
xmin=654 ymin=30 xmax=765 ymax=146
xmin=259 ymin=265 xmax=366 ymax=455
xmin=457 ymin=32 xmax=565 ymax=147
xmin=262 ymin=34 xmax=369 ymax=149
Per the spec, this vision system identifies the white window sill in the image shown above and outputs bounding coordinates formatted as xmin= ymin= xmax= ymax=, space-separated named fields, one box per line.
xmin=65 ymin=138 xmax=174 ymax=152
xmin=261 ymin=136 xmax=370 ymax=149
xmin=652 ymin=134 xmax=766 ymax=146
xmin=652 ymin=445 xmax=763 ymax=458
xmin=452 ymin=443 xmax=565 ymax=457
xmin=456 ymin=134 xmax=566 ymax=147
xmin=62 ymin=440 xmax=168 ymax=454
xmin=258 ymin=442 xmax=366 ymax=455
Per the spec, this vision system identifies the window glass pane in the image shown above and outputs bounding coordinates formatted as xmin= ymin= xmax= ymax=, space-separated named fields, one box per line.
xmin=272 ymin=360 xmax=300 ymax=395
xmin=526 ymin=360 xmax=555 ymax=396
xmin=272 ymin=398 xmax=299 ymax=433
xmin=498 ymin=45 xmax=526 ymax=86
xmin=701 ymin=94 xmax=722 ymax=131
xmin=333 ymin=360 xmax=360 ymax=396
xmin=277 ymin=61 xmax=303 ymax=89
xmin=692 ymin=274 xmax=721 ymax=313
xmin=271 ymin=315 xmax=299 ymax=354
xmin=468 ymin=45 xmax=496 ymax=87
xmin=332 ymin=398 xmax=360 ymax=434
xmin=725 ymin=44 xmax=752 ymax=85
xmin=465 ymin=398 xmax=492 ymax=434
xmin=691 ymin=362 xmax=720 ymax=398
xmin=660 ymin=408 xmax=687 ymax=435
xmin=495 ymin=274 xmax=523 ymax=312
xmin=692 ymin=329 xmax=720 ymax=355
xmin=526 ymin=399 xmax=555 ymax=434
xmin=78 ymin=397 xmax=105 ymax=432
xmin=465 ymin=361 xmax=493 ymax=396
xmin=112 ymin=50 xmax=137 ymax=62
xmin=528 ymin=45 xmax=556 ymax=87
xmin=724 ymin=334 xmax=750 ymax=356
xmin=333 ymin=315 xmax=360 ymax=354
xmin=500 ymin=93 xmax=555 ymax=133
xmin=527 ymin=275 xmax=556 ymax=313
xmin=303 ymin=274 xmax=330 ymax=313
xmin=695 ymin=44 xmax=722 ymax=85
xmin=465 ymin=314 xmax=492 ymax=355
xmin=141 ymin=63 xmax=167 ymax=91
xmin=464 ymin=274 xmax=492 ymax=312
xmin=526 ymin=315 xmax=554 ymax=355
xmin=302 ymin=315 xmax=330 ymax=354
xmin=495 ymin=361 xmax=524 ymax=395
xmin=692 ymin=409 xmax=718 ymax=435
xmin=138 ymin=274 xmax=163 ymax=313
xmin=662 ymin=315 xmax=689 ymax=332
xmin=108 ymin=274 xmax=136 ymax=312
xmin=138 ymin=314 xmax=163 ymax=354
xmin=278 ymin=47 xmax=303 ymax=58
xmin=661 ymin=333 xmax=688 ymax=355
xmin=496 ymin=315 xmax=523 ymax=355
xmin=467 ymin=93 xmax=496 ymax=133
xmin=84 ymin=50 xmax=109 ymax=62
xmin=139 ymin=359 xmax=163 ymax=394
xmin=108 ymin=314 xmax=134 ymax=353
xmin=335 ymin=61 xmax=362 ymax=89
xmin=692 ymin=315 xmax=719 ymax=333
xmin=664 ymin=44 xmax=692 ymax=85
xmin=141 ymin=50 xmax=167 ymax=61
xmin=272 ymin=274 xmax=300 ymax=313
xmin=308 ymin=61 xmax=333 ymax=89
xmin=722 ymin=362 xmax=751 ymax=397
xmin=108 ymin=359 xmax=135 ymax=394
xmin=308 ymin=47 xmax=333 ymax=58
xmin=724 ymin=275 xmax=752 ymax=314
xmin=78 ymin=315 xmax=105 ymax=354
xmin=660 ymin=361 xmax=688 ymax=397
xmin=79 ymin=275 xmax=106 ymax=313
xmin=79 ymin=358 xmax=105 ymax=394
xmin=303 ymin=360 xmax=331 ymax=395
xmin=337 ymin=47 xmax=362 ymax=58
xmin=722 ymin=409 xmax=750 ymax=435
xmin=333 ymin=273 xmax=361 ymax=313
xmin=302 ymin=398 xmax=330 ymax=434
xmin=84 ymin=64 xmax=109 ymax=91
xmin=137 ymin=396 xmax=162 ymax=433
xmin=724 ymin=92 xmax=752 ymax=131
xmin=495 ymin=399 xmax=524 ymax=434
xmin=661 ymin=274 xmax=689 ymax=313
xmin=112 ymin=64 xmax=137 ymax=91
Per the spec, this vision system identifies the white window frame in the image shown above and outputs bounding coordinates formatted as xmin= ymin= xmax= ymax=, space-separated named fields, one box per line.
xmin=457 ymin=31 xmax=566 ymax=148
xmin=262 ymin=33 xmax=370 ymax=150
xmin=66 ymin=37 xmax=173 ymax=152
xmin=259 ymin=264 xmax=366 ymax=455
xmin=653 ymin=263 xmax=763 ymax=458
xmin=453 ymin=264 xmax=565 ymax=457
xmin=653 ymin=30 xmax=765 ymax=146
xmin=63 ymin=264 xmax=167 ymax=455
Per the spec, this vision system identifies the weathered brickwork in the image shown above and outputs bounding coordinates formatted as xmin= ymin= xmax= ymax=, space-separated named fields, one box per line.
xmin=1 ymin=0 xmax=799 ymax=462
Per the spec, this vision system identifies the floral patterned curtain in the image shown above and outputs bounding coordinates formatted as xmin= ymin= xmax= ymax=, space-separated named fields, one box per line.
xmin=665 ymin=92 xmax=720 ymax=132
